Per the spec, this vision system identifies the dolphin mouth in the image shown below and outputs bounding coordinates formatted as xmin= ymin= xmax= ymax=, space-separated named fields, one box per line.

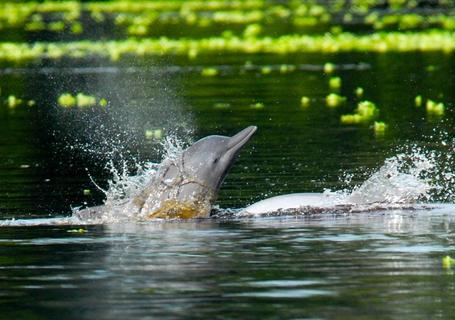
xmin=227 ymin=126 xmax=257 ymax=152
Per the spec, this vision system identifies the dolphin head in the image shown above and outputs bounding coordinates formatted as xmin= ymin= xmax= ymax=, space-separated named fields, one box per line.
xmin=182 ymin=126 xmax=257 ymax=193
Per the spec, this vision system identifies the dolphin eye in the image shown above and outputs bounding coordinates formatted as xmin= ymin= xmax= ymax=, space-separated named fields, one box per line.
xmin=213 ymin=157 xmax=219 ymax=164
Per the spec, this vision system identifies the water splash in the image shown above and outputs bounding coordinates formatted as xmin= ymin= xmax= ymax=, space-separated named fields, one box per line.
xmin=72 ymin=132 xmax=455 ymax=222
xmin=335 ymin=142 xmax=455 ymax=206
xmin=102 ymin=134 xmax=188 ymax=207
xmin=347 ymin=150 xmax=434 ymax=204
xmin=76 ymin=135 xmax=188 ymax=223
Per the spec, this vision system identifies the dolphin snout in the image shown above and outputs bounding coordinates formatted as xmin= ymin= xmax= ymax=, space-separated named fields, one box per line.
xmin=227 ymin=126 xmax=257 ymax=151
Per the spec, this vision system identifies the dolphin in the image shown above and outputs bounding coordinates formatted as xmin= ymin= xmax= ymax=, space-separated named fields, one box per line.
xmin=74 ymin=126 xmax=257 ymax=221
xmin=241 ymin=155 xmax=435 ymax=216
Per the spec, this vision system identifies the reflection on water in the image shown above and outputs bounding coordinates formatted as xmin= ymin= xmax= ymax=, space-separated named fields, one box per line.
xmin=1 ymin=207 xmax=455 ymax=319
xmin=1 ymin=53 xmax=454 ymax=217
xmin=0 ymin=51 xmax=455 ymax=318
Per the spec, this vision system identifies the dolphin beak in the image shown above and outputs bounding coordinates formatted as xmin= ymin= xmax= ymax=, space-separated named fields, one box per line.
xmin=227 ymin=126 xmax=257 ymax=153
xmin=213 ymin=126 xmax=257 ymax=192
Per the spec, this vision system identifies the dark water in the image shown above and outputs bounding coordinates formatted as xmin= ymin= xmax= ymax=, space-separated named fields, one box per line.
xmin=2 ymin=209 xmax=455 ymax=320
xmin=1 ymin=52 xmax=455 ymax=318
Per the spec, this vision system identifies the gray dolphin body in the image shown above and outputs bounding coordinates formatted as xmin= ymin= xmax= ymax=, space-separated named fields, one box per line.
xmin=74 ymin=126 xmax=257 ymax=221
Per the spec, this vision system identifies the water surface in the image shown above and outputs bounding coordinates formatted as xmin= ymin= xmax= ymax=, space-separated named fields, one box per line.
xmin=0 ymin=51 xmax=455 ymax=319
xmin=2 ymin=206 xmax=455 ymax=319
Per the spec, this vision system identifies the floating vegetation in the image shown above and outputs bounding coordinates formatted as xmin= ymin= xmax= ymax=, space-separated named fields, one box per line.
xmin=355 ymin=87 xmax=364 ymax=98
xmin=243 ymin=23 xmax=262 ymax=38
xmin=250 ymin=102 xmax=264 ymax=110
xmin=329 ymin=76 xmax=341 ymax=89
xmin=99 ymin=98 xmax=108 ymax=107
xmin=340 ymin=113 xmax=362 ymax=124
xmin=357 ymin=101 xmax=378 ymax=120
xmin=415 ymin=95 xmax=423 ymax=107
xmin=1 ymin=94 xmax=35 ymax=109
xmin=76 ymin=93 xmax=96 ymax=107
xmin=71 ymin=22 xmax=83 ymax=35
xmin=373 ymin=121 xmax=387 ymax=134
xmin=2 ymin=0 xmax=455 ymax=44
xmin=145 ymin=129 xmax=163 ymax=140
xmin=443 ymin=255 xmax=455 ymax=269
xmin=7 ymin=95 xmax=21 ymax=109
xmin=261 ymin=66 xmax=272 ymax=74
xmin=323 ymin=62 xmax=336 ymax=74
xmin=426 ymin=65 xmax=437 ymax=72
xmin=279 ymin=64 xmax=295 ymax=74
xmin=57 ymin=93 xmax=106 ymax=108
xmin=58 ymin=93 xmax=76 ymax=107
xmin=213 ymin=102 xmax=231 ymax=109
xmin=0 ymin=0 xmax=452 ymax=141
xmin=2 ymin=31 xmax=455 ymax=63
xmin=67 ymin=228 xmax=88 ymax=233
xmin=326 ymin=93 xmax=346 ymax=108
xmin=201 ymin=67 xmax=218 ymax=77
xmin=426 ymin=99 xmax=445 ymax=116
xmin=83 ymin=189 xmax=91 ymax=196
xmin=300 ymin=96 xmax=310 ymax=108
xmin=341 ymin=100 xmax=378 ymax=124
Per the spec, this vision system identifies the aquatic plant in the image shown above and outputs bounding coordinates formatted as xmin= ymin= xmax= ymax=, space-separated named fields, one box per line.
xmin=2 ymin=31 xmax=455 ymax=63
xmin=58 ymin=93 xmax=76 ymax=107
xmin=300 ymin=96 xmax=310 ymax=108
xmin=426 ymin=99 xmax=445 ymax=116
xmin=355 ymin=87 xmax=364 ymax=98
xmin=329 ymin=76 xmax=342 ymax=89
xmin=323 ymin=62 xmax=336 ymax=74
xmin=7 ymin=95 xmax=21 ymax=109
xmin=326 ymin=93 xmax=346 ymax=108
xmin=243 ymin=23 xmax=262 ymax=38
xmin=374 ymin=121 xmax=387 ymax=134
xmin=213 ymin=102 xmax=230 ymax=109
xmin=357 ymin=101 xmax=378 ymax=120
xmin=261 ymin=66 xmax=272 ymax=74
xmin=3 ymin=0 xmax=455 ymax=40
xmin=279 ymin=64 xmax=295 ymax=74
xmin=76 ymin=93 xmax=96 ymax=107
xmin=415 ymin=95 xmax=423 ymax=107
xmin=70 ymin=22 xmax=83 ymax=34
xmin=145 ymin=129 xmax=163 ymax=140
xmin=340 ymin=100 xmax=378 ymax=124
xmin=57 ymin=93 xmax=105 ymax=108
xmin=340 ymin=113 xmax=363 ymax=124
xmin=250 ymin=102 xmax=264 ymax=109
xmin=443 ymin=255 xmax=455 ymax=269
xmin=201 ymin=67 xmax=218 ymax=77
xmin=67 ymin=228 xmax=88 ymax=233
xmin=99 ymin=98 xmax=108 ymax=107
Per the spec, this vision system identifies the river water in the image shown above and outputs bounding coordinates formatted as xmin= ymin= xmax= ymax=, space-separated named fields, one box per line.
xmin=0 ymin=52 xmax=455 ymax=319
